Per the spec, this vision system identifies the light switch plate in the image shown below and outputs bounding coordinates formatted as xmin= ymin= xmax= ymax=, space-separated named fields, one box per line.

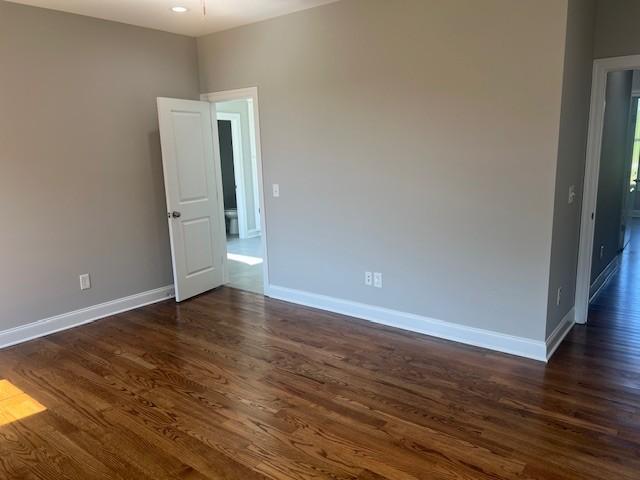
xmin=272 ymin=184 xmax=280 ymax=197
xmin=79 ymin=273 xmax=91 ymax=291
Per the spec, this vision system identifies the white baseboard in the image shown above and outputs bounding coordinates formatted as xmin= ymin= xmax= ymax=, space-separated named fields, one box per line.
xmin=545 ymin=307 xmax=575 ymax=361
xmin=245 ymin=229 xmax=261 ymax=239
xmin=265 ymin=285 xmax=548 ymax=362
xmin=589 ymin=255 xmax=619 ymax=302
xmin=3 ymin=283 xmax=570 ymax=363
xmin=0 ymin=285 xmax=175 ymax=350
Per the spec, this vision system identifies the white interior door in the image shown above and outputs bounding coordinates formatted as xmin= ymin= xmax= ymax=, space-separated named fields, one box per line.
xmin=157 ymin=98 xmax=226 ymax=302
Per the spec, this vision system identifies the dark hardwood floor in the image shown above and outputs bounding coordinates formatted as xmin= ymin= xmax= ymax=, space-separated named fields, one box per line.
xmin=1 ymin=237 xmax=640 ymax=479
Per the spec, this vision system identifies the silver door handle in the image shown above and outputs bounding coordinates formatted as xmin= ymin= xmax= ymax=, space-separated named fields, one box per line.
xmin=169 ymin=211 xmax=181 ymax=218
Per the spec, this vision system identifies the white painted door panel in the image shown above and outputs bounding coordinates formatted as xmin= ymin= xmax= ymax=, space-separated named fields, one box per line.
xmin=157 ymin=98 xmax=226 ymax=301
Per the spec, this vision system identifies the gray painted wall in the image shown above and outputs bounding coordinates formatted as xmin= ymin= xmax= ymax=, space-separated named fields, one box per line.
xmin=590 ymin=70 xmax=633 ymax=283
xmin=545 ymin=0 xmax=596 ymax=336
xmin=632 ymin=71 xmax=640 ymax=96
xmin=594 ymin=0 xmax=640 ymax=59
xmin=0 ymin=1 xmax=199 ymax=330
xmin=198 ymin=0 xmax=568 ymax=341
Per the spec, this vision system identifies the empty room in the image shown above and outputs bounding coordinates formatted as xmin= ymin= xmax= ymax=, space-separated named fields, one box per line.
xmin=1 ymin=0 xmax=640 ymax=478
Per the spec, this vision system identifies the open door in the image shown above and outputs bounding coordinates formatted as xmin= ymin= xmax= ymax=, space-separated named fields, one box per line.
xmin=157 ymin=98 xmax=226 ymax=302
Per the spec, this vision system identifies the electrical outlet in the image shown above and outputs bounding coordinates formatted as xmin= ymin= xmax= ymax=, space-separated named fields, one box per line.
xmin=365 ymin=271 xmax=373 ymax=286
xmin=79 ymin=273 xmax=91 ymax=291
xmin=568 ymin=185 xmax=576 ymax=204
xmin=272 ymin=184 xmax=280 ymax=197
xmin=556 ymin=287 xmax=562 ymax=306
xmin=373 ymin=272 xmax=383 ymax=288
xmin=600 ymin=245 xmax=605 ymax=259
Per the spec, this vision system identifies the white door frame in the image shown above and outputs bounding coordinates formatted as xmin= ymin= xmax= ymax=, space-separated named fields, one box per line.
xmin=217 ymin=111 xmax=249 ymax=239
xmin=576 ymin=54 xmax=640 ymax=324
xmin=247 ymin=98 xmax=262 ymax=234
xmin=201 ymin=87 xmax=269 ymax=294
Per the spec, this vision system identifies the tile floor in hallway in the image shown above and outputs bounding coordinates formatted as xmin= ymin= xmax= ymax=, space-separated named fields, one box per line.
xmin=226 ymin=235 xmax=263 ymax=294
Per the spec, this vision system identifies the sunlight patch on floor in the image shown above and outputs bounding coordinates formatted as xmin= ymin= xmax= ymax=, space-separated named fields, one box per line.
xmin=227 ymin=252 xmax=263 ymax=266
xmin=0 ymin=379 xmax=46 ymax=427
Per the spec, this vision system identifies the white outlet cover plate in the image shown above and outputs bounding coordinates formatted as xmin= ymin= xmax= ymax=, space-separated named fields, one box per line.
xmin=79 ymin=274 xmax=91 ymax=290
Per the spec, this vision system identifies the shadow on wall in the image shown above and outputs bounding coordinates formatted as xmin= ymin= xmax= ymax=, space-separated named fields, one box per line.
xmin=148 ymin=130 xmax=174 ymax=274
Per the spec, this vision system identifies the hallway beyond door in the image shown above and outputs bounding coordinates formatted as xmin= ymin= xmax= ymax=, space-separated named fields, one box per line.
xmin=226 ymin=235 xmax=263 ymax=294
xmin=582 ymin=219 xmax=640 ymax=359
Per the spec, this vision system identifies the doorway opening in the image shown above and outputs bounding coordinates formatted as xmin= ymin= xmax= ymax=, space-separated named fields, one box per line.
xmin=205 ymin=89 xmax=267 ymax=295
xmin=156 ymin=89 xmax=268 ymax=303
xmin=628 ymin=95 xmax=640 ymax=219
xmin=585 ymin=75 xmax=640 ymax=363
xmin=577 ymin=58 xmax=640 ymax=325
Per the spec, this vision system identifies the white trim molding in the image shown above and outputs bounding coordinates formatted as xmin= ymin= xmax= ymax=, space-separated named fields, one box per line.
xmin=576 ymin=54 xmax=640 ymax=325
xmin=0 ymin=285 xmax=174 ymax=350
xmin=545 ymin=307 xmax=575 ymax=361
xmin=201 ymin=87 xmax=259 ymax=103
xmin=589 ymin=255 xmax=620 ymax=303
xmin=266 ymin=285 xmax=550 ymax=362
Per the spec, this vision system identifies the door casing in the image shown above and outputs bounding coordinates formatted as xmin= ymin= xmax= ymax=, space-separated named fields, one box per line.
xmin=201 ymin=87 xmax=270 ymax=294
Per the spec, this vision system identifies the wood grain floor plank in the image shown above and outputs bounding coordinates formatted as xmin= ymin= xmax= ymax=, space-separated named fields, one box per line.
xmin=2 ymin=228 xmax=640 ymax=478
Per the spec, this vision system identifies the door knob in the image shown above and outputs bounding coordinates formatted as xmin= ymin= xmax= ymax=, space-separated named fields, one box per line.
xmin=170 ymin=211 xmax=181 ymax=218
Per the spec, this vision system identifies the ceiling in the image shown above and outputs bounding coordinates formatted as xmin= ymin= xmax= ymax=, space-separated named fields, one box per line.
xmin=7 ymin=0 xmax=340 ymax=37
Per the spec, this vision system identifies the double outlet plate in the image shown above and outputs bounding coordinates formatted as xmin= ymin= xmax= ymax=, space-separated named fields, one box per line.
xmin=365 ymin=272 xmax=383 ymax=288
